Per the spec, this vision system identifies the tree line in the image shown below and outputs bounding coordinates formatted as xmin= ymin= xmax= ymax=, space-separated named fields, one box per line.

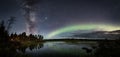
xmin=0 ymin=17 xmax=44 ymax=43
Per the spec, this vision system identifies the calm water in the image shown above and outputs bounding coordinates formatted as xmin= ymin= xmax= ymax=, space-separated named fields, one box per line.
xmin=17 ymin=41 xmax=98 ymax=57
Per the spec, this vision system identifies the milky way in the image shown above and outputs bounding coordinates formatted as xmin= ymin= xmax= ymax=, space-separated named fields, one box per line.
xmin=23 ymin=0 xmax=39 ymax=34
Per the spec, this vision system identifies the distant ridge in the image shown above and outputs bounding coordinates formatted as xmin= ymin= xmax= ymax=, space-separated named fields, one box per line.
xmin=72 ymin=30 xmax=120 ymax=39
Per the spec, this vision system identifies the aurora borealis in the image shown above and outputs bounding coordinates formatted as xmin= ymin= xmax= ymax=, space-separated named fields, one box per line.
xmin=47 ymin=24 xmax=120 ymax=38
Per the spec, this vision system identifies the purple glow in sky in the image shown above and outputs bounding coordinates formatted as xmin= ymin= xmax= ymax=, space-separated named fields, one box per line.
xmin=0 ymin=0 xmax=120 ymax=38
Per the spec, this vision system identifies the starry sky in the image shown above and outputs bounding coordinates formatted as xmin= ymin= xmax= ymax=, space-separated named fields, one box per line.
xmin=0 ymin=0 xmax=120 ymax=38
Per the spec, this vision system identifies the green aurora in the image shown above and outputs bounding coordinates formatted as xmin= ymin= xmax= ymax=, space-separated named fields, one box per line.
xmin=47 ymin=24 xmax=120 ymax=38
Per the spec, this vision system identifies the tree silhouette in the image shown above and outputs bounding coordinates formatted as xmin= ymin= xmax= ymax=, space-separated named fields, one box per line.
xmin=38 ymin=35 xmax=43 ymax=40
xmin=0 ymin=20 xmax=9 ymax=43
xmin=7 ymin=16 xmax=16 ymax=31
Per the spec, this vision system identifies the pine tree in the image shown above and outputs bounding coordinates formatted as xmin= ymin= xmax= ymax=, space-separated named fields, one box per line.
xmin=0 ymin=21 xmax=9 ymax=42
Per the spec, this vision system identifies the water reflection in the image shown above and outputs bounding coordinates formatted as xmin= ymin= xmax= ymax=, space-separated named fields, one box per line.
xmin=2 ymin=40 xmax=119 ymax=57
xmin=17 ymin=43 xmax=44 ymax=54
xmin=17 ymin=41 xmax=98 ymax=57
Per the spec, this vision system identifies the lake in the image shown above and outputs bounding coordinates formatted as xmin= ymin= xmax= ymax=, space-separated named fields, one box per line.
xmin=17 ymin=41 xmax=98 ymax=57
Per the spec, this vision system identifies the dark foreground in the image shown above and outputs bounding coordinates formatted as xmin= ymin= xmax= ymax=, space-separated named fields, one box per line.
xmin=20 ymin=39 xmax=120 ymax=57
xmin=0 ymin=38 xmax=120 ymax=57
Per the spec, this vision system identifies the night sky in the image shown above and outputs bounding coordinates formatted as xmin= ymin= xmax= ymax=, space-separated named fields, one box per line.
xmin=0 ymin=0 xmax=120 ymax=38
